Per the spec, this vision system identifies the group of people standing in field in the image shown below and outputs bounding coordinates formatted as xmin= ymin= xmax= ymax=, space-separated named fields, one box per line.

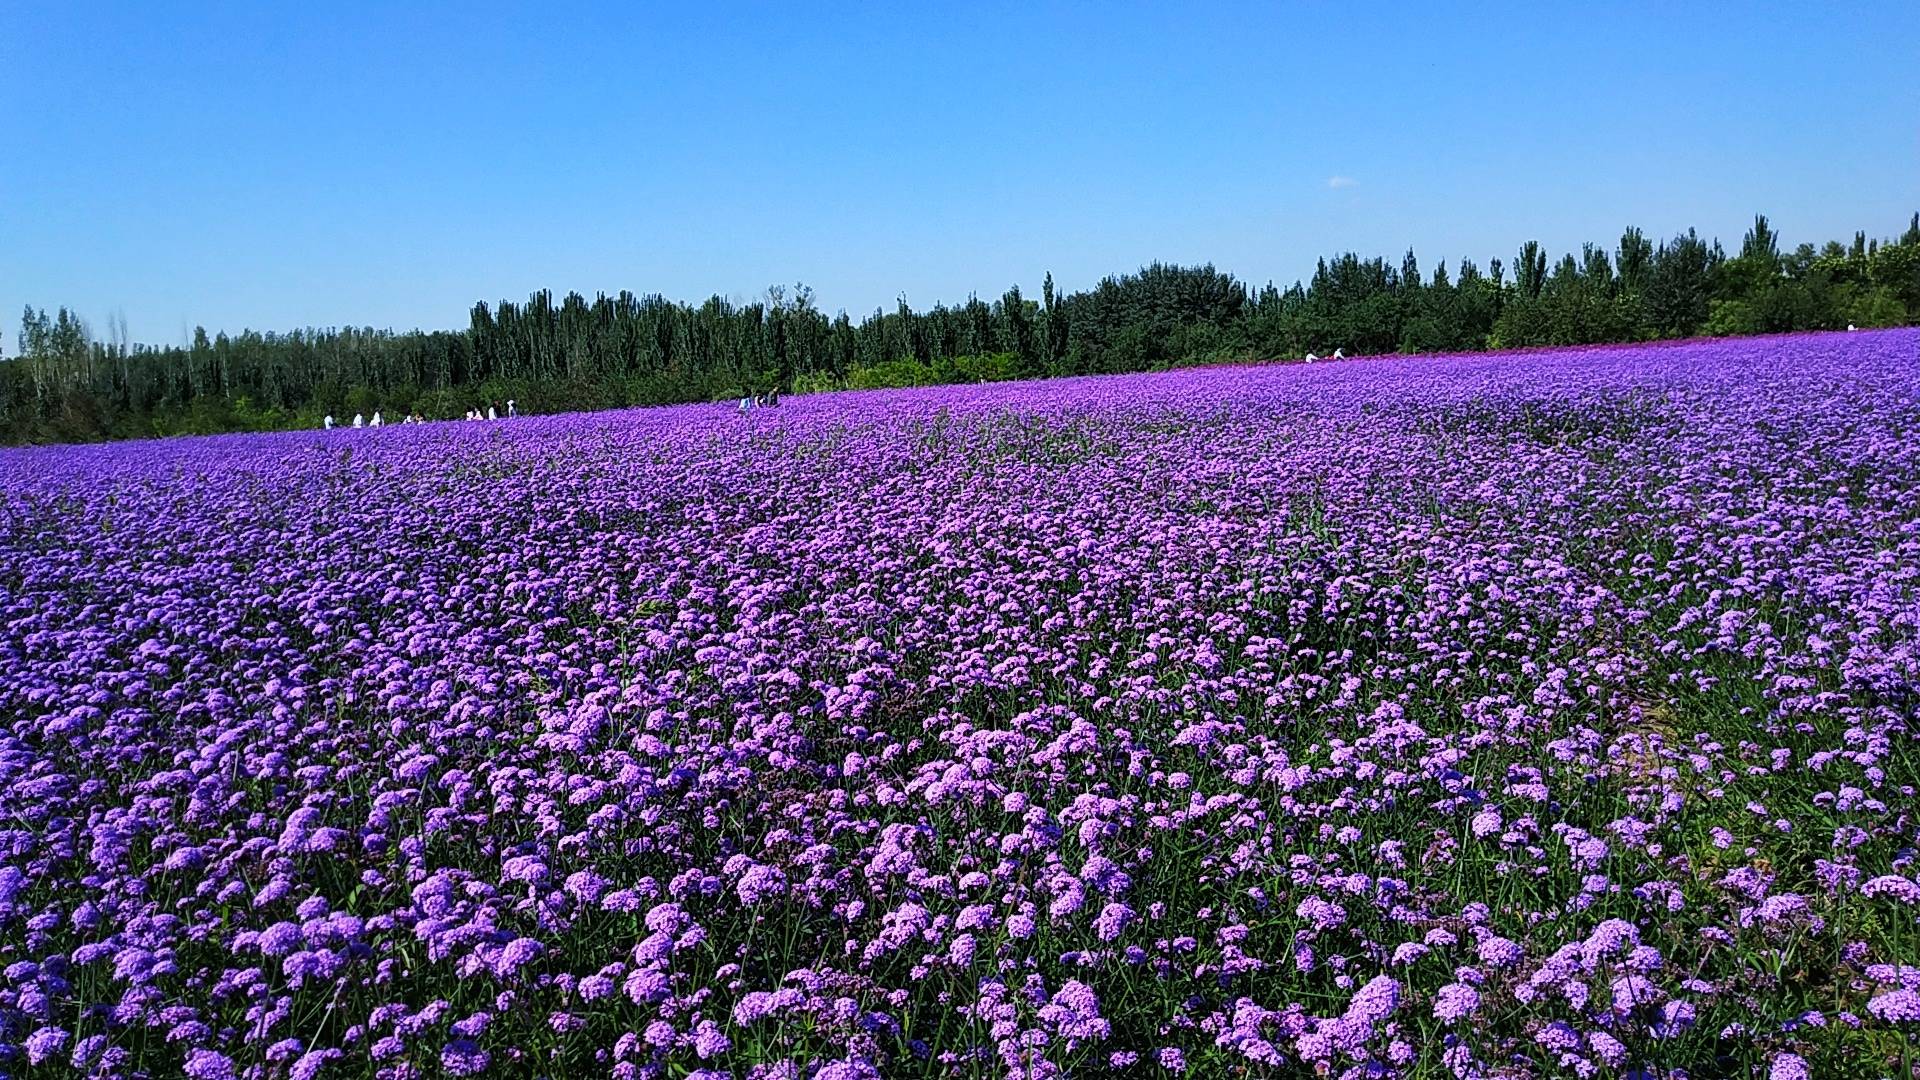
xmin=463 ymin=400 xmax=517 ymax=422
xmin=737 ymin=390 xmax=780 ymax=413
xmin=322 ymin=399 xmax=517 ymax=430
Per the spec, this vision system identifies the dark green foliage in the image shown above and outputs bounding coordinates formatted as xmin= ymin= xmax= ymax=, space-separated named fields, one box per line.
xmin=1643 ymin=230 xmax=1716 ymax=338
xmin=5 ymin=212 xmax=1918 ymax=443
xmin=1055 ymin=263 xmax=1248 ymax=375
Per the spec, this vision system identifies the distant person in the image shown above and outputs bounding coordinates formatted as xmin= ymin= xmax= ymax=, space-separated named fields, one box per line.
xmin=353 ymin=412 xmax=365 ymax=428
xmin=323 ymin=414 xmax=336 ymax=430
xmin=739 ymin=396 xmax=752 ymax=414
xmin=371 ymin=411 xmax=383 ymax=427
xmin=1333 ymin=348 xmax=1345 ymax=359
xmin=506 ymin=399 xmax=518 ymax=418
xmin=487 ymin=404 xmax=498 ymax=421
xmin=1304 ymin=353 xmax=1318 ymax=363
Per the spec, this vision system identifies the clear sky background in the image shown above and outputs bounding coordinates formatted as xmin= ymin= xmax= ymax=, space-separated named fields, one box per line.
xmin=4 ymin=2 xmax=1917 ymax=345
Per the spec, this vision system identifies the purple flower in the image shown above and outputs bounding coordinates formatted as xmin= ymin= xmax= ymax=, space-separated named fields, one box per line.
xmin=1295 ymin=897 xmax=1346 ymax=931
xmin=502 ymin=855 xmax=548 ymax=883
xmin=184 ymin=1049 xmax=237 ymax=1080
xmin=1346 ymin=975 xmax=1401 ymax=1024
xmin=1470 ymin=809 xmax=1502 ymax=837
xmin=492 ymin=936 xmax=544 ymax=978
xmin=1477 ymin=936 xmax=1523 ymax=968
xmin=1612 ymin=974 xmax=1663 ymax=1011
xmin=1651 ymin=999 xmax=1696 ymax=1039
xmin=290 ymin=1048 xmax=341 ymax=1080
xmin=1433 ymin=983 xmax=1480 ymax=1023
xmin=25 ymin=1027 xmax=69 ymax=1066
xmin=1861 ymin=875 xmax=1920 ymax=904
xmin=259 ymin=921 xmax=302 ymax=957
xmin=1868 ymin=989 xmax=1920 ymax=1023
xmin=1769 ymin=1052 xmax=1811 ymax=1080
xmin=693 ymin=1019 xmax=732 ymax=1059
xmin=1093 ymin=901 xmax=1134 ymax=941
xmin=441 ymin=1039 xmax=491 ymax=1076
xmin=1039 ymin=979 xmax=1111 ymax=1042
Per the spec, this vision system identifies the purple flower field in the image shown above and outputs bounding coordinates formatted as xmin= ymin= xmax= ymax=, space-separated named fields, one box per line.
xmin=3 ymin=329 xmax=1919 ymax=1078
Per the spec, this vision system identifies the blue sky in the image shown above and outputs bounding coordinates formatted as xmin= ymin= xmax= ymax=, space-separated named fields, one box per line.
xmin=4 ymin=2 xmax=1916 ymax=345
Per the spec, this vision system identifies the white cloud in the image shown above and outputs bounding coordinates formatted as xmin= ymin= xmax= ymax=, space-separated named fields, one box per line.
xmin=1326 ymin=175 xmax=1357 ymax=189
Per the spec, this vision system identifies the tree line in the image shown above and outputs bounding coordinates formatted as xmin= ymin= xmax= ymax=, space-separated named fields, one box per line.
xmin=5 ymin=212 xmax=1917 ymax=444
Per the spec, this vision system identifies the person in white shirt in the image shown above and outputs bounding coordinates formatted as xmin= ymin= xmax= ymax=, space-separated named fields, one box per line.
xmin=323 ymin=414 xmax=336 ymax=430
xmin=506 ymin=399 xmax=517 ymax=418
xmin=353 ymin=413 xmax=365 ymax=428
xmin=487 ymin=404 xmax=497 ymax=421
xmin=1332 ymin=348 xmax=1345 ymax=359
xmin=370 ymin=411 xmax=383 ymax=427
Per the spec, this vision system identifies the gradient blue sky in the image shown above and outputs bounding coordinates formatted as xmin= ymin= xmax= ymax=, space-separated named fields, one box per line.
xmin=4 ymin=2 xmax=1917 ymax=345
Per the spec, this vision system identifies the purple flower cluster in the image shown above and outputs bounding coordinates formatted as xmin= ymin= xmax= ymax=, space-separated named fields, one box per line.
xmin=1 ymin=329 xmax=1917 ymax=1076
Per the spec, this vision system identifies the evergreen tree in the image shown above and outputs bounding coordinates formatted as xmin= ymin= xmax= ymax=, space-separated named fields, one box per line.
xmin=6 ymin=212 xmax=1915 ymax=444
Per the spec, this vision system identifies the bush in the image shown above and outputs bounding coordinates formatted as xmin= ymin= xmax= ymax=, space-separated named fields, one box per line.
xmin=846 ymin=358 xmax=937 ymax=390
xmin=1705 ymin=299 xmax=1762 ymax=337
xmin=1848 ymin=287 xmax=1909 ymax=329
xmin=932 ymin=352 xmax=1020 ymax=384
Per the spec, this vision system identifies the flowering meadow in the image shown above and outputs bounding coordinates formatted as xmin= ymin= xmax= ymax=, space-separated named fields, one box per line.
xmin=4 ymin=329 xmax=1920 ymax=1079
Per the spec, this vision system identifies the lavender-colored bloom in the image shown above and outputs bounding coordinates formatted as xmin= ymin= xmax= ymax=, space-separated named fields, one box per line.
xmin=1433 ymin=983 xmax=1480 ymax=1023
xmin=1868 ymin=989 xmax=1920 ymax=1023
xmin=1039 ymin=979 xmax=1111 ymax=1043
xmin=492 ymin=937 xmax=543 ymax=978
xmin=1477 ymin=936 xmax=1523 ymax=968
xmin=1346 ymin=975 xmax=1401 ymax=1025
xmin=1651 ymin=999 xmax=1696 ymax=1039
xmin=1861 ymin=875 xmax=1920 ymax=904
xmin=1612 ymin=974 xmax=1663 ymax=1011
xmin=643 ymin=1020 xmax=676 ymax=1048
xmin=290 ymin=1048 xmax=341 ymax=1080
xmin=1588 ymin=1031 xmax=1627 ymax=1067
xmin=25 ymin=1027 xmax=69 ymax=1065
xmin=441 ymin=1039 xmax=491 ymax=1075
xmin=1295 ymin=897 xmax=1346 ymax=931
xmin=184 ymin=1049 xmax=237 ymax=1080
xmin=1470 ymin=809 xmax=1502 ymax=838
xmin=1769 ymin=1052 xmax=1811 ymax=1080
xmin=693 ymin=1019 xmax=732 ymax=1059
